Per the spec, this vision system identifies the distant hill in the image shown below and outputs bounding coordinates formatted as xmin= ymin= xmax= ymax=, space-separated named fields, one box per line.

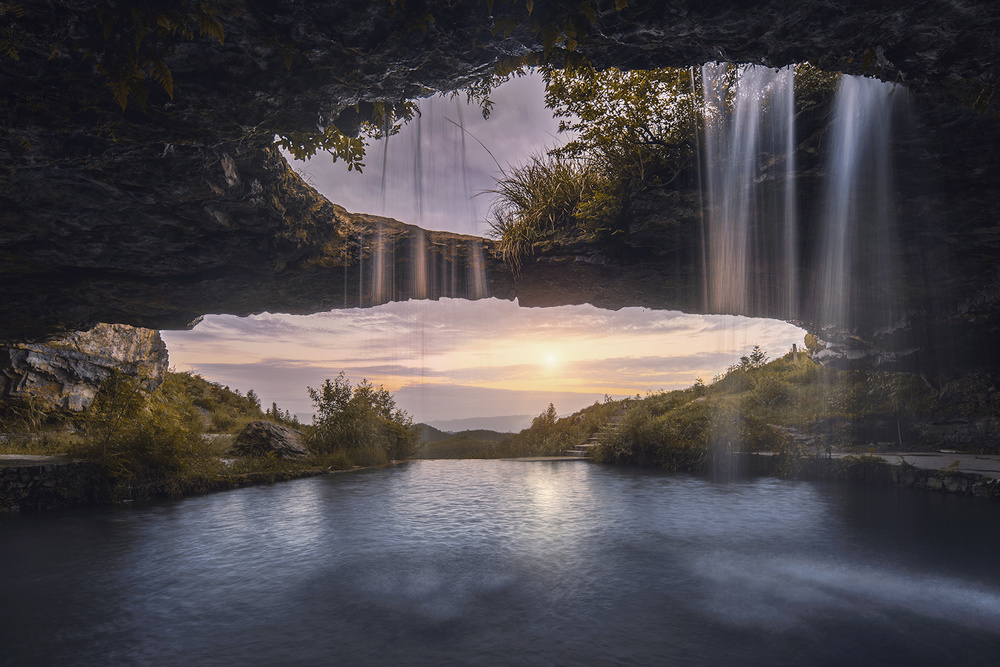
xmin=425 ymin=415 xmax=533 ymax=433
xmin=416 ymin=432 xmax=510 ymax=459
xmin=414 ymin=423 xmax=453 ymax=444
xmin=453 ymin=429 xmax=509 ymax=442
xmin=414 ymin=424 xmax=509 ymax=444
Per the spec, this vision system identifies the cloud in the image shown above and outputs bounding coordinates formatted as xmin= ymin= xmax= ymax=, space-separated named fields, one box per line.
xmin=391 ymin=383 xmax=613 ymax=423
xmin=162 ymin=297 xmax=805 ymax=421
xmin=289 ymin=72 xmax=568 ymax=235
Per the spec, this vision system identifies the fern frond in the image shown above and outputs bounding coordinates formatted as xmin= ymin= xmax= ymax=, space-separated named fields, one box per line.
xmin=110 ymin=79 xmax=131 ymax=111
xmin=151 ymin=58 xmax=174 ymax=98
xmin=197 ymin=6 xmax=225 ymax=44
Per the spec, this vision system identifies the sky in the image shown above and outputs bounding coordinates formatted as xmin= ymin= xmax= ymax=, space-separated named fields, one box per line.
xmin=162 ymin=299 xmax=803 ymax=426
xmin=288 ymin=72 xmax=566 ymax=235
xmin=161 ymin=72 xmax=805 ymax=427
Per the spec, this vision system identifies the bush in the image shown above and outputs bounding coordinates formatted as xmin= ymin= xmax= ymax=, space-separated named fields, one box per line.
xmin=306 ymin=372 xmax=417 ymax=461
xmin=593 ymin=402 xmax=673 ymax=467
xmin=72 ymin=371 xmax=202 ymax=501
xmin=593 ymin=400 xmax=714 ymax=470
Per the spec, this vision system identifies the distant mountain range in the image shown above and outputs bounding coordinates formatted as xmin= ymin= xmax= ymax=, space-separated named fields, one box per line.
xmin=424 ymin=415 xmax=533 ymax=433
xmin=414 ymin=424 xmax=508 ymax=444
xmin=413 ymin=423 xmax=511 ymax=458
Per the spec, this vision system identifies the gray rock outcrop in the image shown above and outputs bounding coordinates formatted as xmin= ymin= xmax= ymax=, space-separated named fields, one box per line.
xmin=230 ymin=421 xmax=310 ymax=460
xmin=0 ymin=324 xmax=168 ymax=412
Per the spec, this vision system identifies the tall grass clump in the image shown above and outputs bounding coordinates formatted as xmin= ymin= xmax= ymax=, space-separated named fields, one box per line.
xmin=487 ymin=153 xmax=603 ymax=271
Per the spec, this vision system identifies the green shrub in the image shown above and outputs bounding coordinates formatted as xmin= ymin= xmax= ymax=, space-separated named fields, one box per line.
xmin=593 ymin=399 xmax=715 ymax=470
xmin=593 ymin=402 xmax=673 ymax=467
xmin=306 ymin=372 xmax=417 ymax=461
xmin=73 ymin=371 xmax=202 ymax=501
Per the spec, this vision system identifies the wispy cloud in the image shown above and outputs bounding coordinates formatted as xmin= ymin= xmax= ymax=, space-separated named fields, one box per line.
xmin=161 ymin=298 xmax=804 ymax=422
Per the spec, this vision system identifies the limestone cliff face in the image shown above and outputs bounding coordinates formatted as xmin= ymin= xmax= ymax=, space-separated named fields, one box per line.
xmin=0 ymin=324 xmax=168 ymax=412
xmin=1 ymin=1 xmax=999 ymax=379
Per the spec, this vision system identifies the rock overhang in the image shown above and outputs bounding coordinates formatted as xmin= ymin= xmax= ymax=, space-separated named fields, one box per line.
xmin=1 ymin=0 xmax=999 ymax=379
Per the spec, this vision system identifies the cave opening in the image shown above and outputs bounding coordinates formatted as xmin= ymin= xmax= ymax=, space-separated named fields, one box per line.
xmin=163 ymin=67 xmax=811 ymax=429
xmin=4 ymin=3 xmax=1000 ymax=659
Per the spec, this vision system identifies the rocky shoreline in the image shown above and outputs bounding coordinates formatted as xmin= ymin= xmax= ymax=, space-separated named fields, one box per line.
xmin=5 ymin=450 xmax=1000 ymax=513
xmin=742 ymin=452 xmax=1000 ymax=501
xmin=0 ymin=454 xmax=395 ymax=512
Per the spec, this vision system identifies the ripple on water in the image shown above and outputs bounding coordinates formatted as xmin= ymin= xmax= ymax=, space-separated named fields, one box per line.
xmin=1 ymin=460 xmax=999 ymax=666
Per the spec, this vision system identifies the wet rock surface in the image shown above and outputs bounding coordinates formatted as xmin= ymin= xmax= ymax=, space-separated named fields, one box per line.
xmin=1 ymin=1 xmax=999 ymax=381
xmin=0 ymin=324 xmax=168 ymax=412
xmin=230 ymin=421 xmax=310 ymax=460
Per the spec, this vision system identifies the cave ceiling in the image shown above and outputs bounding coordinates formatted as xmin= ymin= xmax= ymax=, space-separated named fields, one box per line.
xmin=1 ymin=0 xmax=1000 ymax=378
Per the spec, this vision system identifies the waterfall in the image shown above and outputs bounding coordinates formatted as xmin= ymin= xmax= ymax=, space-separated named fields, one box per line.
xmin=701 ymin=63 xmax=798 ymax=318
xmin=413 ymin=106 xmax=424 ymax=226
xmin=816 ymin=75 xmax=902 ymax=336
xmin=467 ymin=239 xmax=488 ymax=299
xmin=410 ymin=228 xmax=428 ymax=300
xmin=700 ymin=63 xmax=797 ymax=478
xmin=372 ymin=229 xmax=389 ymax=305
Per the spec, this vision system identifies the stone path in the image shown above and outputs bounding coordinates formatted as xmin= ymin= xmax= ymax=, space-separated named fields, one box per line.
xmin=0 ymin=454 xmax=73 ymax=467
xmin=873 ymin=452 xmax=1000 ymax=479
xmin=562 ymin=416 xmax=624 ymax=459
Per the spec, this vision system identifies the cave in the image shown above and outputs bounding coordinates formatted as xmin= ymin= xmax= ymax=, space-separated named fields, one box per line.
xmin=2 ymin=0 xmax=1000 ymax=385
xmin=6 ymin=4 xmax=1000 ymax=657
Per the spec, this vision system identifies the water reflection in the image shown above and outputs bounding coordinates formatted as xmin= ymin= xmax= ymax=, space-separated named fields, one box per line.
xmin=2 ymin=461 xmax=999 ymax=665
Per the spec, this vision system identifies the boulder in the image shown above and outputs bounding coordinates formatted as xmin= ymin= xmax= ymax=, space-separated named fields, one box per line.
xmin=0 ymin=324 xmax=168 ymax=412
xmin=230 ymin=421 xmax=310 ymax=460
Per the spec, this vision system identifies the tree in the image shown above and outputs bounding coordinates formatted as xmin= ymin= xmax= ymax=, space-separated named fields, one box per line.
xmin=543 ymin=65 xmax=700 ymax=184
xmin=307 ymin=372 xmax=416 ymax=460
xmin=534 ymin=403 xmax=558 ymax=428
xmin=489 ymin=65 xmax=702 ymax=266
xmin=747 ymin=345 xmax=768 ymax=370
xmin=246 ymin=388 xmax=261 ymax=410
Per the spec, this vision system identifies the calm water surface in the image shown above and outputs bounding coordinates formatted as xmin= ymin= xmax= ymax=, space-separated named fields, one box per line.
xmin=2 ymin=460 xmax=999 ymax=665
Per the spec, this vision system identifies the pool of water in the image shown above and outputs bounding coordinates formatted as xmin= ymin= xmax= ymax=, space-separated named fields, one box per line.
xmin=2 ymin=460 xmax=999 ymax=665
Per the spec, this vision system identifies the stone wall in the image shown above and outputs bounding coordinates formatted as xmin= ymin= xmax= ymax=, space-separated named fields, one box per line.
xmin=0 ymin=458 xmax=98 ymax=512
xmin=743 ymin=453 xmax=1000 ymax=500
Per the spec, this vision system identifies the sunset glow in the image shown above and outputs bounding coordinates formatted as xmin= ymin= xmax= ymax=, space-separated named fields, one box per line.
xmin=161 ymin=298 xmax=804 ymax=424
